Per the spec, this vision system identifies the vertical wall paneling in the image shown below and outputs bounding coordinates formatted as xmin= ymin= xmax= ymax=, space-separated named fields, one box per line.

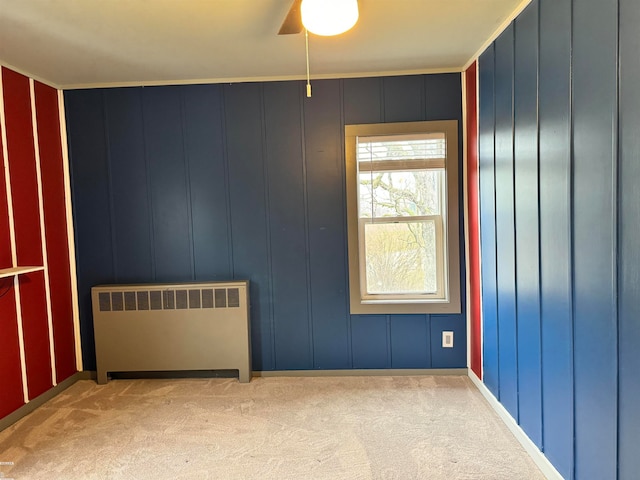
xmin=12 ymin=278 xmax=28 ymax=403
xmin=29 ymin=79 xmax=57 ymax=387
xmin=343 ymin=77 xmax=382 ymax=124
xmin=0 ymin=66 xmax=78 ymax=419
xmin=537 ymin=0 xmax=574 ymax=475
xmin=0 ymin=70 xmax=25 ymax=415
xmin=513 ymin=2 xmax=542 ymax=448
xmin=104 ymin=88 xmax=153 ymax=283
xmin=19 ymin=270 xmax=53 ymax=398
xmin=2 ymin=68 xmax=53 ymax=400
xmin=433 ymin=77 xmax=466 ymax=362
xmin=494 ymin=25 xmax=519 ymax=419
xmin=303 ymin=80 xmax=351 ymax=369
xmin=0 ymin=97 xmax=10 ymax=272
xmin=263 ymin=82 xmax=311 ymax=369
xmin=34 ymin=81 xmax=77 ymax=382
xmin=425 ymin=73 xmax=464 ymax=121
xmin=464 ymin=63 xmax=482 ymax=379
xmin=65 ymin=89 xmax=113 ymax=370
xmin=478 ymin=47 xmax=499 ymax=397
xmin=0 ymin=118 xmax=11 ymax=269
xmin=65 ymin=74 xmax=464 ymax=374
xmin=572 ymin=0 xmax=618 ymax=477
xmin=478 ymin=0 xmax=639 ymax=476
xmin=0 ymin=286 xmax=23 ymax=417
xmin=432 ymin=311 xmax=466 ymax=367
xmin=343 ymin=77 xmax=384 ymax=370
xmin=57 ymin=89 xmax=83 ymax=372
xmin=430 ymin=315 xmax=467 ymax=368
xmin=224 ymin=83 xmax=273 ymax=371
xmin=0 ymin=68 xmax=29 ymax=404
xmin=351 ymin=315 xmax=388 ymax=368
xmin=382 ymin=76 xmax=424 ymax=122
xmin=142 ymin=86 xmax=193 ymax=282
xmin=618 ymin=1 xmax=640 ymax=478
xmin=389 ymin=315 xmax=429 ymax=368
xmin=2 ymin=69 xmax=43 ymax=266
xmin=181 ymin=85 xmax=231 ymax=281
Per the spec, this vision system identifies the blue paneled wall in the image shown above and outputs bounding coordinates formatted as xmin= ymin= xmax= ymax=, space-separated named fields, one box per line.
xmin=478 ymin=0 xmax=640 ymax=478
xmin=65 ymin=74 xmax=467 ymax=373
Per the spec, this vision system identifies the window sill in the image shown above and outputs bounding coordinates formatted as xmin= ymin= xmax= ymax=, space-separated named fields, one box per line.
xmin=361 ymin=297 xmax=447 ymax=304
xmin=350 ymin=297 xmax=461 ymax=315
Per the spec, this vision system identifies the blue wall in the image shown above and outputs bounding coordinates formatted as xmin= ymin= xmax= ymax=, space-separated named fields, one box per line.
xmin=65 ymin=74 xmax=467 ymax=373
xmin=478 ymin=0 xmax=640 ymax=478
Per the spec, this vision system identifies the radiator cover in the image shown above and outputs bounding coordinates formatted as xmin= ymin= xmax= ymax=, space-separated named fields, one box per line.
xmin=91 ymin=281 xmax=251 ymax=384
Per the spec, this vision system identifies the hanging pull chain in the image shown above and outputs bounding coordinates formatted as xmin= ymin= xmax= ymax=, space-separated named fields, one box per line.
xmin=305 ymin=29 xmax=312 ymax=97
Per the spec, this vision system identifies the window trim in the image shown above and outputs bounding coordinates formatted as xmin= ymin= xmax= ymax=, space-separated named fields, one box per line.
xmin=345 ymin=120 xmax=461 ymax=315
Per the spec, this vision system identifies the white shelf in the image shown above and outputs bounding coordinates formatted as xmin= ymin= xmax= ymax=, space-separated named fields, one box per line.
xmin=0 ymin=266 xmax=45 ymax=279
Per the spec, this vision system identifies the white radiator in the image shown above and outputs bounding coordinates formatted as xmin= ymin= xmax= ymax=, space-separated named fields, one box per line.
xmin=91 ymin=281 xmax=251 ymax=384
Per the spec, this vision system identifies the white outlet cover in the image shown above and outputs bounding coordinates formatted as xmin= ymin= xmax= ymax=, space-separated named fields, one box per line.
xmin=442 ymin=331 xmax=454 ymax=348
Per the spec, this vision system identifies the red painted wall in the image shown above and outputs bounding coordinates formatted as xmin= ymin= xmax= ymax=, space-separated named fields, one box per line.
xmin=2 ymin=69 xmax=43 ymax=266
xmin=465 ymin=62 xmax=482 ymax=379
xmin=19 ymin=270 xmax=53 ymax=398
xmin=0 ymin=66 xmax=77 ymax=419
xmin=0 ymin=126 xmax=12 ymax=269
xmin=0 ymin=71 xmax=25 ymax=417
xmin=35 ymin=81 xmax=76 ymax=383
xmin=0 ymin=287 xmax=23 ymax=418
xmin=2 ymin=69 xmax=53 ymax=399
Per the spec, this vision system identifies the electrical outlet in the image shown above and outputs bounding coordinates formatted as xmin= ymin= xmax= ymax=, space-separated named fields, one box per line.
xmin=442 ymin=331 xmax=454 ymax=348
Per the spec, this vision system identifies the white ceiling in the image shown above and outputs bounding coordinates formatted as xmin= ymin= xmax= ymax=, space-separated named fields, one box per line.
xmin=0 ymin=0 xmax=528 ymax=89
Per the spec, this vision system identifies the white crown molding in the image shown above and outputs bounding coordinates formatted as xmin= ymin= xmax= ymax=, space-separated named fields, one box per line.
xmin=462 ymin=0 xmax=533 ymax=71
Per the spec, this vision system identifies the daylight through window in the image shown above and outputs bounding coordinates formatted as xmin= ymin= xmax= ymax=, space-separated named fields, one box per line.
xmin=345 ymin=121 xmax=460 ymax=315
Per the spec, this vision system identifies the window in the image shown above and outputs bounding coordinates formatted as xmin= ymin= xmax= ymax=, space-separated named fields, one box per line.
xmin=345 ymin=121 xmax=460 ymax=314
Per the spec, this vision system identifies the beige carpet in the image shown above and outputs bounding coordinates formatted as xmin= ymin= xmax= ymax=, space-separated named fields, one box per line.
xmin=0 ymin=376 xmax=544 ymax=479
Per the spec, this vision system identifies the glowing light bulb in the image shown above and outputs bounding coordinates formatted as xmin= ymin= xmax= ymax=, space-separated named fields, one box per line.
xmin=301 ymin=0 xmax=359 ymax=36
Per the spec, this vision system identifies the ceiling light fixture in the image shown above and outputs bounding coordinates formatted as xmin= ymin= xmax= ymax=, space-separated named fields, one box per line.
xmin=299 ymin=0 xmax=359 ymax=98
xmin=301 ymin=0 xmax=359 ymax=36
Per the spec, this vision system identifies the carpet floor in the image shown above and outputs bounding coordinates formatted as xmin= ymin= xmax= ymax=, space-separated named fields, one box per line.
xmin=0 ymin=375 xmax=544 ymax=479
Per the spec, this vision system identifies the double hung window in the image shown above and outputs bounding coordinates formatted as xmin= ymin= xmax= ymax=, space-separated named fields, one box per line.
xmin=345 ymin=121 xmax=460 ymax=314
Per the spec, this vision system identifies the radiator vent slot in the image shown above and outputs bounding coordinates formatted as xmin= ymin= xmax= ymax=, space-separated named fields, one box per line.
xmin=163 ymin=290 xmax=175 ymax=310
xmin=124 ymin=292 xmax=137 ymax=311
xmin=176 ymin=290 xmax=188 ymax=310
xmin=215 ymin=288 xmax=227 ymax=308
xmin=97 ymin=288 xmax=242 ymax=312
xmin=150 ymin=291 xmax=162 ymax=310
xmin=112 ymin=292 xmax=124 ymax=311
xmin=189 ymin=289 xmax=201 ymax=309
xmin=202 ymin=289 xmax=214 ymax=308
xmin=137 ymin=291 xmax=149 ymax=311
xmin=99 ymin=292 xmax=111 ymax=312
xmin=228 ymin=288 xmax=240 ymax=308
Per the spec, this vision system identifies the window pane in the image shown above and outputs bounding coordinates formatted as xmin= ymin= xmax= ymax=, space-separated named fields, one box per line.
xmin=357 ymin=133 xmax=445 ymax=162
xmin=363 ymin=221 xmax=437 ymax=294
xmin=359 ymin=170 xmax=442 ymax=218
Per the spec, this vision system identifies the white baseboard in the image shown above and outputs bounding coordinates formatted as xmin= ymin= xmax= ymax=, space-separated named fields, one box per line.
xmin=468 ymin=371 xmax=564 ymax=480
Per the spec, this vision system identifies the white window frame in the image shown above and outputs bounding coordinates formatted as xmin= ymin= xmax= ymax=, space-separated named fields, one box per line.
xmin=345 ymin=120 xmax=461 ymax=315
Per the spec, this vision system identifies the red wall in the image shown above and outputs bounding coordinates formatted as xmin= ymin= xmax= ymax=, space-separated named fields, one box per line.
xmin=465 ymin=63 xmax=482 ymax=379
xmin=35 ymin=81 xmax=77 ymax=382
xmin=0 ymin=108 xmax=23 ymax=418
xmin=0 ymin=66 xmax=77 ymax=419
xmin=3 ymin=69 xmax=52 ymax=399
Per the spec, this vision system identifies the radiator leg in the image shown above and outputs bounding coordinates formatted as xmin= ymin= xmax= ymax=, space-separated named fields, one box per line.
xmin=97 ymin=370 xmax=108 ymax=385
xmin=238 ymin=369 xmax=251 ymax=383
